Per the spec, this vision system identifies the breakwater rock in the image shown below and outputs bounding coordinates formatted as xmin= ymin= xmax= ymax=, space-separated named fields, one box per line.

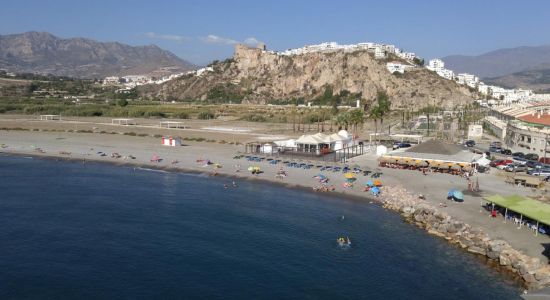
xmin=380 ymin=185 xmax=550 ymax=289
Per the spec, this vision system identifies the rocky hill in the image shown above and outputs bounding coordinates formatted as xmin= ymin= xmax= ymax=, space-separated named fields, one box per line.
xmin=0 ymin=32 xmax=195 ymax=78
xmin=141 ymin=44 xmax=475 ymax=109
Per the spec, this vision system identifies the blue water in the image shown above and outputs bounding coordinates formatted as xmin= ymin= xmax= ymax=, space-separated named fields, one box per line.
xmin=0 ymin=155 xmax=521 ymax=299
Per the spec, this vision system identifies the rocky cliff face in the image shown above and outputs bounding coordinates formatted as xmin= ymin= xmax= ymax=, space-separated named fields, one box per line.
xmin=144 ymin=44 xmax=475 ymax=109
xmin=0 ymin=32 xmax=195 ymax=78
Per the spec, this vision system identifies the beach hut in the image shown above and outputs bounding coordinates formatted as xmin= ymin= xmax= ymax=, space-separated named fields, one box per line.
xmin=296 ymin=134 xmax=326 ymax=154
xmin=162 ymin=136 xmax=181 ymax=146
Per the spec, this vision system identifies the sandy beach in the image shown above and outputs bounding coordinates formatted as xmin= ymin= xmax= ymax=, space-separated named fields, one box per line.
xmin=2 ymin=125 xmax=550 ymax=267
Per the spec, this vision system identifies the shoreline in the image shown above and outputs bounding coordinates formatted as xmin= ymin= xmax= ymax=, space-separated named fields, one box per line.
xmin=0 ymin=149 xmax=534 ymax=290
xmin=2 ymin=129 xmax=550 ymax=291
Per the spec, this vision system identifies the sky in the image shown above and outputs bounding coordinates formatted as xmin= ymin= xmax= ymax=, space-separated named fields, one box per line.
xmin=2 ymin=0 xmax=550 ymax=65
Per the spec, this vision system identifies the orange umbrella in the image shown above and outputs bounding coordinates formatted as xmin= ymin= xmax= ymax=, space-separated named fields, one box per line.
xmin=373 ymin=179 xmax=382 ymax=186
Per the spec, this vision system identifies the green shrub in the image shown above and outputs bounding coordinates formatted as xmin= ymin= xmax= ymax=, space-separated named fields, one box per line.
xmin=197 ymin=111 xmax=215 ymax=120
xmin=242 ymin=114 xmax=266 ymax=122
xmin=173 ymin=111 xmax=189 ymax=119
xmin=117 ymin=99 xmax=128 ymax=107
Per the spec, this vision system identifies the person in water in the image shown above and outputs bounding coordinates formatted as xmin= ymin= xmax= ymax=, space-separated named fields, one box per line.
xmin=224 ymin=184 xmax=228 ymax=189
xmin=232 ymin=181 xmax=238 ymax=188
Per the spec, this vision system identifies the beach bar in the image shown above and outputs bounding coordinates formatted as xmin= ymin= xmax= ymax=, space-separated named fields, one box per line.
xmin=40 ymin=114 xmax=61 ymax=121
xmin=112 ymin=118 xmax=135 ymax=126
xmin=485 ymin=194 xmax=550 ymax=236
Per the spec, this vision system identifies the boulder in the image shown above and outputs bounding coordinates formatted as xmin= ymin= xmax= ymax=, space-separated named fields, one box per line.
xmin=488 ymin=240 xmax=509 ymax=255
xmin=522 ymin=273 xmax=537 ymax=283
xmin=499 ymin=254 xmax=511 ymax=266
xmin=535 ymin=267 xmax=550 ymax=281
xmin=467 ymin=246 xmax=486 ymax=256
xmin=519 ymin=258 xmax=541 ymax=275
xmin=487 ymin=251 xmax=499 ymax=260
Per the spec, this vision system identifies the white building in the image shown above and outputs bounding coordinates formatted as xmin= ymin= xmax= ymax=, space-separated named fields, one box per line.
xmin=374 ymin=47 xmax=386 ymax=59
xmin=103 ymin=76 xmax=120 ymax=85
xmin=456 ymin=73 xmax=479 ymax=88
xmin=386 ymin=63 xmax=411 ymax=74
xmin=436 ymin=68 xmax=455 ymax=80
xmin=478 ymin=82 xmax=490 ymax=95
xmin=427 ymin=59 xmax=445 ymax=71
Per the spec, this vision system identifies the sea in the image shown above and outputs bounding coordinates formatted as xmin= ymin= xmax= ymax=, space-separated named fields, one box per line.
xmin=0 ymin=155 xmax=522 ymax=299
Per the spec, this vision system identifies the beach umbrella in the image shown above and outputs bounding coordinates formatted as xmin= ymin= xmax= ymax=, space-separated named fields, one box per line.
xmin=248 ymin=166 xmax=254 ymax=171
xmin=151 ymin=154 xmax=159 ymax=161
xmin=453 ymin=190 xmax=464 ymax=202
xmin=344 ymin=172 xmax=355 ymax=179
xmin=345 ymin=177 xmax=357 ymax=183
xmin=373 ymin=179 xmax=382 ymax=187
xmin=447 ymin=189 xmax=456 ymax=198
xmin=366 ymin=180 xmax=374 ymax=187
xmin=316 ymin=174 xmax=327 ymax=180
xmin=371 ymin=186 xmax=380 ymax=195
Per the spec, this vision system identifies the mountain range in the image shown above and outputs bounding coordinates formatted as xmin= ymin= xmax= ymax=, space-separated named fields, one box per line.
xmin=0 ymin=32 xmax=195 ymax=78
xmin=442 ymin=45 xmax=550 ymax=91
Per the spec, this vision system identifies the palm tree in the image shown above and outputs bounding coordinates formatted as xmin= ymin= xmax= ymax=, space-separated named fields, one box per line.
xmin=349 ymin=109 xmax=364 ymax=134
xmin=369 ymin=106 xmax=382 ymax=144
xmin=375 ymin=91 xmax=391 ymax=125
xmin=336 ymin=112 xmax=349 ymax=130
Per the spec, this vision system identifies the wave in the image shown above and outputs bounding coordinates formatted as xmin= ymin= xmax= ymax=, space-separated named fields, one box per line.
xmin=135 ymin=167 xmax=171 ymax=174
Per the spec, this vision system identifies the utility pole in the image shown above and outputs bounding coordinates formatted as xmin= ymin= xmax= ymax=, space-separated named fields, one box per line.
xmin=427 ymin=110 xmax=430 ymax=137
xmin=545 ymin=132 xmax=548 ymax=163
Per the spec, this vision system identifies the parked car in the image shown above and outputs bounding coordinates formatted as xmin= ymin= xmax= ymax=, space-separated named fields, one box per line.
xmin=471 ymin=148 xmax=484 ymax=154
xmin=489 ymin=159 xmax=513 ymax=168
xmin=513 ymin=157 xmax=528 ymax=165
xmin=497 ymin=163 xmax=512 ymax=170
xmin=512 ymin=152 xmax=525 ymax=158
xmin=465 ymin=140 xmax=476 ymax=147
xmin=525 ymin=153 xmax=540 ymax=161
xmin=489 ymin=146 xmax=502 ymax=153
xmin=528 ymin=169 xmax=550 ymax=176
xmin=501 ymin=149 xmax=512 ymax=155
xmin=491 ymin=141 xmax=503 ymax=147
xmin=504 ymin=164 xmax=528 ymax=172
xmin=539 ymin=157 xmax=550 ymax=164
xmin=392 ymin=142 xmax=412 ymax=150
xmin=526 ymin=160 xmax=543 ymax=169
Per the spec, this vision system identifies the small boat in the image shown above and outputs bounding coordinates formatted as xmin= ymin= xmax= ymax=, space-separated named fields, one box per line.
xmin=337 ymin=236 xmax=351 ymax=247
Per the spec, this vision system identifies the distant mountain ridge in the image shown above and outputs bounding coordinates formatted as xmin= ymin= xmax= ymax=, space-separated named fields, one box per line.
xmin=442 ymin=45 xmax=550 ymax=78
xmin=0 ymin=32 xmax=195 ymax=78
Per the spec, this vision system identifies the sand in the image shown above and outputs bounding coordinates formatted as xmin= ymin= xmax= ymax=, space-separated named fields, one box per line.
xmin=2 ymin=127 xmax=550 ymax=264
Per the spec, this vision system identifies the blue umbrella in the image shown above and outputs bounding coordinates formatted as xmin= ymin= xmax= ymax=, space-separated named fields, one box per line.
xmin=447 ymin=189 xmax=456 ymax=198
xmin=366 ymin=180 xmax=374 ymax=187
xmin=453 ymin=190 xmax=464 ymax=202
xmin=371 ymin=186 xmax=380 ymax=195
xmin=346 ymin=177 xmax=357 ymax=183
xmin=316 ymin=174 xmax=327 ymax=180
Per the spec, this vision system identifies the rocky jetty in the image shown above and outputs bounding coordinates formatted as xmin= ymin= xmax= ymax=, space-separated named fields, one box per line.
xmin=380 ymin=185 xmax=550 ymax=289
